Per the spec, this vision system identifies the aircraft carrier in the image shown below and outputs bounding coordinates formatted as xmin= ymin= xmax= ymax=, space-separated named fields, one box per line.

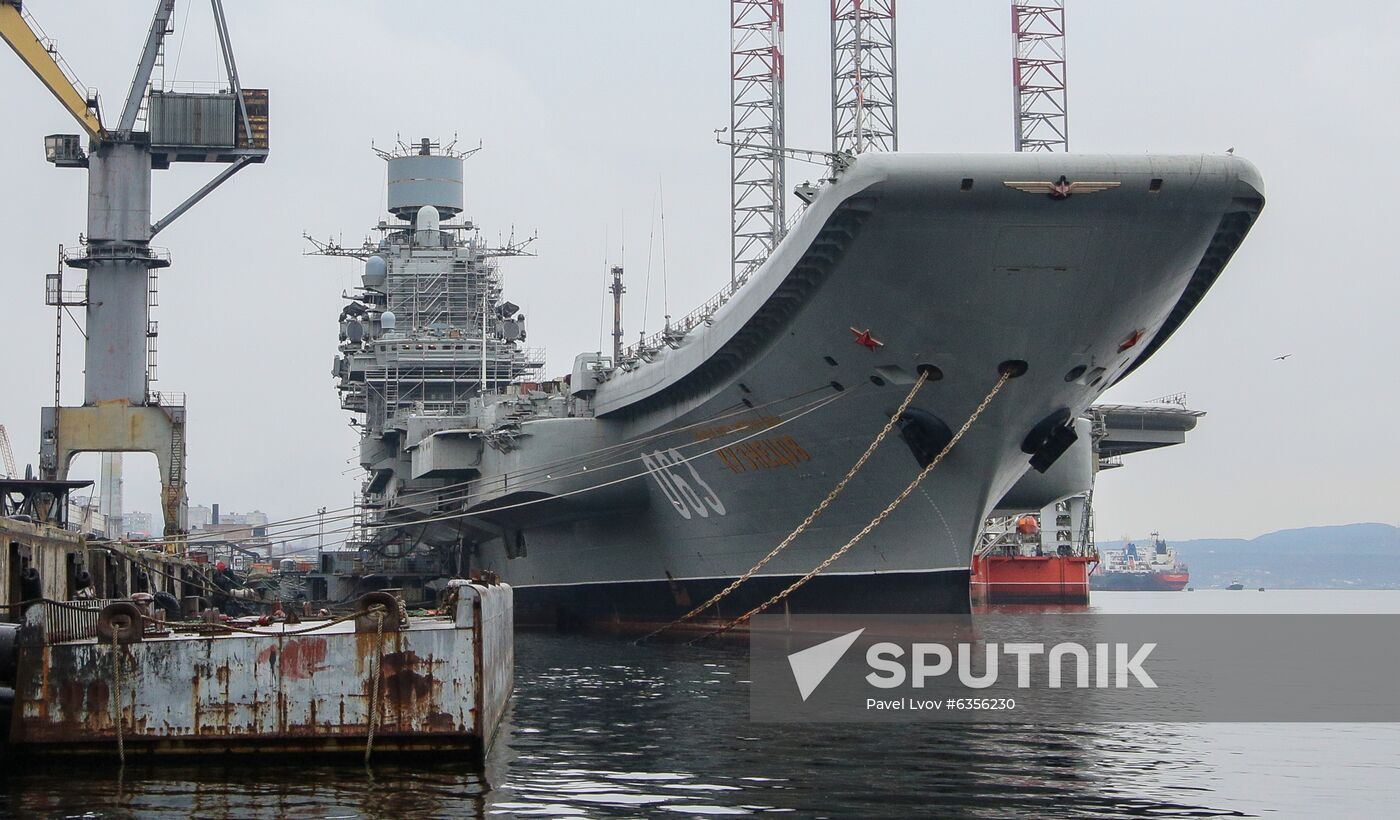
xmin=322 ymin=140 xmax=1263 ymax=627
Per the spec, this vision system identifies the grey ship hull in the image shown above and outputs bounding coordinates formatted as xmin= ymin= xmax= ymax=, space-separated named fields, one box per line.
xmin=395 ymin=153 xmax=1263 ymax=627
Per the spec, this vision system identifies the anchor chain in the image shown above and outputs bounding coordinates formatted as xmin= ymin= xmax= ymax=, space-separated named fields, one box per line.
xmin=641 ymin=370 xmax=933 ymax=643
xmin=695 ymin=370 xmax=1012 ymax=643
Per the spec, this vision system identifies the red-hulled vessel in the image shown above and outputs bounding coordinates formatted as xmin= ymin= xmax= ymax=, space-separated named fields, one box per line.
xmin=970 ymin=511 xmax=1097 ymax=605
xmin=1090 ymin=532 xmax=1189 ymax=591
xmin=970 ymin=553 xmax=1096 ymax=604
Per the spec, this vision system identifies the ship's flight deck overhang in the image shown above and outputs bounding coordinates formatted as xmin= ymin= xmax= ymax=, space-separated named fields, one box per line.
xmin=1091 ymin=404 xmax=1206 ymax=461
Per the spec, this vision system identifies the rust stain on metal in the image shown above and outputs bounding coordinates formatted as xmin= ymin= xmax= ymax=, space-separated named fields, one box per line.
xmin=12 ymin=584 xmax=514 ymax=756
xmin=279 ymin=637 xmax=329 ymax=680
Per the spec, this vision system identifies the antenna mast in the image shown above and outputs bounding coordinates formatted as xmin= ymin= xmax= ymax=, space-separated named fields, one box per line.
xmin=610 ymin=265 xmax=625 ymax=363
xmin=832 ymin=0 xmax=898 ymax=155
xmin=730 ymin=0 xmax=786 ymax=287
xmin=1012 ymin=1 xmax=1068 ymax=151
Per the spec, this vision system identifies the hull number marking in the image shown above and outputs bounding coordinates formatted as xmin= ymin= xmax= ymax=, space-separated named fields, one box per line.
xmin=642 ymin=448 xmax=727 ymax=520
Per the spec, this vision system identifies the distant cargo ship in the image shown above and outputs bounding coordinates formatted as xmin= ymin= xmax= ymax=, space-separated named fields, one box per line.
xmin=1091 ymin=532 xmax=1189 ymax=591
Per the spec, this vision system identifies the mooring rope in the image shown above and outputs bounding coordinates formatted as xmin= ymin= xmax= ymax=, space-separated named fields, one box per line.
xmin=693 ymin=370 xmax=1012 ymax=643
xmin=155 ymin=607 xmax=376 ymax=637
xmin=364 ymin=608 xmax=386 ymax=764
xmin=639 ymin=371 xmax=933 ymax=643
xmin=109 ymin=631 xmax=125 ymax=766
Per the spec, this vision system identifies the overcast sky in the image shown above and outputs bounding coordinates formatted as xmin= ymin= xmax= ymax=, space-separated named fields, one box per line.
xmin=2 ymin=1 xmax=1396 ymax=541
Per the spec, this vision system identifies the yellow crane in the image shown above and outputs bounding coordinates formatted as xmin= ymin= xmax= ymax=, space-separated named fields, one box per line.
xmin=0 ymin=0 xmax=105 ymax=142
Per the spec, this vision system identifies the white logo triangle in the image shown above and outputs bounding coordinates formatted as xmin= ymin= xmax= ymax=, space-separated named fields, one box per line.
xmin=787 ymin=628 xmax=865 ymax=701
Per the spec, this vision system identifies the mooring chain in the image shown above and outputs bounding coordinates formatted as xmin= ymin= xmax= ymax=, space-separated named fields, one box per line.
xmin=694 ymin=370 xmax=1012 ymax=643
xmin=110 ymin=631 xmax=125 ymax=766
xmin=641 ymin=371 xmax=933 ymax=643
xmin=364 ymin=607 xmax=386 ymax=764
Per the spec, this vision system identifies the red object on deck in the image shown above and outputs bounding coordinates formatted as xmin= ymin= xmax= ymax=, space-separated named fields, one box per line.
xmin=970 ymin=553 xmax=1095 ymax=605
xmin=1014 ymin=515 xmax=1040 ymax=535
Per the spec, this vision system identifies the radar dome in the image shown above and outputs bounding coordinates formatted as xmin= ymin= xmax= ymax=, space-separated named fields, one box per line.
xmin=416 ymin=205 xmax=440 ymax=233
xmin=363 ymin=256 xmax=387 ymax=288
xmin=380 ymin=311 xmax=396 ymax=332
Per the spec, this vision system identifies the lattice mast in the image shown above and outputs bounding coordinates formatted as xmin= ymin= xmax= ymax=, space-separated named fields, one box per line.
xmin=1012 ymin=1 xmax=1068 ymax=151
xmin=831 ymin=0 xmax=898 ymax=155
xmin=730 ymin=0 xmax=786 ymax=286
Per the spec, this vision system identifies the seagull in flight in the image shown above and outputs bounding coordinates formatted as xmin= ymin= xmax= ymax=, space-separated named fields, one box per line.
xmin=1273 ymin=354 xmax=1292 ymax=361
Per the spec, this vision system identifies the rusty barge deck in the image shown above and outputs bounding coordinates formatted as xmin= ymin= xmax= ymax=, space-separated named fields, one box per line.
xmin=3 ymin=582 xmax=512 ymax=761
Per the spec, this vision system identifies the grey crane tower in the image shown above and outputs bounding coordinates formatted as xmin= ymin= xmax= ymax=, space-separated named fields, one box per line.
xmin=2 ymin=0 xmax=268 ymax=538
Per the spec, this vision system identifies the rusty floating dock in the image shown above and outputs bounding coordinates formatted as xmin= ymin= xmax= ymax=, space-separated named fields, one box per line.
xmin=3 ymin=581 xmax=512 ymax=762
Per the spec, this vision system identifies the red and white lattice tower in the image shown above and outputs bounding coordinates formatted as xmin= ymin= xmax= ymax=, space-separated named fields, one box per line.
xmin=831 ymin=0 xmax=897 ymax=155
xmin=1012 ymin=1 xmax=1068 ymax=151
xmin=730 ymin=0 xmax=786 ymax=286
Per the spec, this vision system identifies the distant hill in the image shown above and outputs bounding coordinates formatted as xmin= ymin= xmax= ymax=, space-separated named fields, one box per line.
xmin=1097 ymin=523 xmax=1400 ymax=589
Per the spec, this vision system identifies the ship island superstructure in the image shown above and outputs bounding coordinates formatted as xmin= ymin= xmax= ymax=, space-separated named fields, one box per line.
xmin=316 ymin=139 xmax=562 ymax=571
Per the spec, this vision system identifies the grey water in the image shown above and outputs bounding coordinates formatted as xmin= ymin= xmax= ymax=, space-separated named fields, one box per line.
xmin=3 ymin=590 xmax=1398 ymax=818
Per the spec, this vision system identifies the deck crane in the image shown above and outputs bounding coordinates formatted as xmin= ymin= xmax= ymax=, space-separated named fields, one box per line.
xmin=1 ymin=0 xmax=270 ymax=541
